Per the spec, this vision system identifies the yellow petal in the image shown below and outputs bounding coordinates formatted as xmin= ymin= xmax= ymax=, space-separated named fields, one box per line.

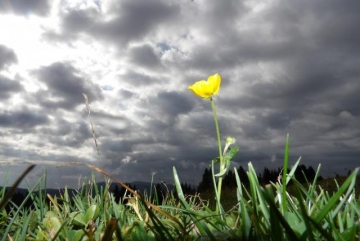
xmin=188 ymin=73 xmax=222 ymax=99
xmin=207 ymin=73 xmax=221 ymax=96
xmin=188 ymin=80 xmax=211 ymax=98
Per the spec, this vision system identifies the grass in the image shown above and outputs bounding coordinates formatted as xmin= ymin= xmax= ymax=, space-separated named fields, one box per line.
xmin=0 ymin=138 xmax=359 ymax=240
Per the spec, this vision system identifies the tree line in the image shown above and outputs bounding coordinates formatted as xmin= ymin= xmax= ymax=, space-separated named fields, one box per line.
xmin=198 ymin=164 xmax=321 ymax=193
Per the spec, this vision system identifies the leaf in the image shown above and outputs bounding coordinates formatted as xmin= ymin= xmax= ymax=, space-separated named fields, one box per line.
xmin=214 ymin=146 xmax=239 ymax=177
xmin=71 ymin=229 xmax=86 ymax=241
xmin=85 ymin=204 xmax=100 ymax=223
xmin=69 ymin=212 xmax=87 ymax=227
xmin=42 ymin=211 xmax=62 ymax=238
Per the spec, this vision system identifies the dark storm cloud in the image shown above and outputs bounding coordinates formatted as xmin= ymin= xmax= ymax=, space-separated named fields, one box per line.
xmin=0 ymin=108 xmax=49 ymax=129
xmin=128 ymin=44 xmax=163 ymax=70
xmin=0 ymin=76 xmax=23 ymax=100
xmin=151 ymin=91 xmax=194 ymax=116
xmin=34 ymin=62 xmax=103 ymax=110
xmin=38 ymin=118 xmax=92 ymax=148
xmin=94 ymin=0 xmax=180 ymax=45
xmin=84 ymin=109 xmax=132 ymax=135
xmin=0 ymin=45 xmax=17 ymax=70
xmin=43 ymin=0 xmax=180 ymax=47
xmin=42 ymin=0 xmax=360 ymax=182
xmin=2 ymin=0 xmax=360 ymax=188
xmin=0 ymin=0 xmax=50 ymax=16
xmin=120 ymin=71 xmax=162 ymax=86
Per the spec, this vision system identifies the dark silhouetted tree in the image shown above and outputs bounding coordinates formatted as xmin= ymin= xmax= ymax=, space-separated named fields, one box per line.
xmin=181 ymin=182 xmax=196 ymax=195
xmin=197 ymin=168 xmax=213 ymax=192
xmin=223 ymin=170 xmax=236 ymax=189
xmin=237 ymin=166 xmax=249 ymax=186
xmin=113 ymin=184 xmax=122 ymax=203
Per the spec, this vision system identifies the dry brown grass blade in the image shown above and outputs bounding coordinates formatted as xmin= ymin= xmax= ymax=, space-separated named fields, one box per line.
xmin=82 ymin=93 xmax=102 ymax=164
xmin=58 ymin=162 xmax=181 ymax=225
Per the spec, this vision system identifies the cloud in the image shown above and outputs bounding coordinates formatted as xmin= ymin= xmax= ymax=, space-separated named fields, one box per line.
xmin=43 ymin=0 xmax=180 ymax=47
xmin=128 ymin=44 xmax=164 ymax=71
xmin=0 ymin=44 xmax=17 ymax=70
xmin=120 ymin=71 xmax=162 ymax=87
xmin=1 ymin=0 xmax=360 ymax=188
xmin=0 ymin=0 xmax=50 ymax=16
xmin=151 ymin=91 xmax=194 ymax=117
xmin=0 ymin=107 xmax=49 ymax=129
xmin=33 ymin=62 xmax=103 ymax=110
xmin=0 ymin=76 xmax=23 ymax=100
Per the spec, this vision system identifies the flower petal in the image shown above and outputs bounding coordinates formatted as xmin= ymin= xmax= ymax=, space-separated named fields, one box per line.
xmin=188 ymin=73 xmax=222 ymax=99
xmin=208 ymin=73 xmax=221 ymax=96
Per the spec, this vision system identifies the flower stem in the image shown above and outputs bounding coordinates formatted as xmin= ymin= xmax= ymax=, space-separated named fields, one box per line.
xmin=210 ymin=98 xmax=223 ymax=214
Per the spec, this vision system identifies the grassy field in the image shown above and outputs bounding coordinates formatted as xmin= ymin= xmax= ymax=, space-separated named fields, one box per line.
xmin=0 ymin=150 xmax=359 ymax=240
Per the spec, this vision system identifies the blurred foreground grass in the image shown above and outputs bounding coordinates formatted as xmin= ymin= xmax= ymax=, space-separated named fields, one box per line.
xmin=1 ymin=146 xmax=359 ymax=240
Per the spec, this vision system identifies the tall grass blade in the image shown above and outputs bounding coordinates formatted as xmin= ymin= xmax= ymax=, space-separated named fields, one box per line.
xmin=0 ymin=165 xmax=35 ymax=212
xmin=211 ymin=160 xmax=225 ymax=220
xmin=1 ymin=175 xmax=44 ymax=241
xmin=234 ymin=168 xmax=251 ymax=240
xmin=281 ymin=134 xmax=290 ymax=214
xmin=314 ymin=168 xmax=359 ymax=224
xmin=173 ymin=167 xmax=216 ymax=240
xmin=262 ymin=186 xmax=299 ymax=241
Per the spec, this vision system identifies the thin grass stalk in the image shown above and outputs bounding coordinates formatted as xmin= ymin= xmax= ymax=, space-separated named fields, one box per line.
xmin=314 ymin=168 xmax=358 ymax=225
xmin=0 ymin=165 xmax=35 ymax=212
xmin=211 ymin=160 xmax=225 ymax=221
xmin=140 ymin=197 xmax=175 ymax=241
xmin=262 ymin=186 xmax=299 ymax=240
xmin=0 ymin=167 xmax=11 ymax=200
xmin=234 ymin=168 xmax=251 ymax=240
xmin=173 ymin=167 xmax=216 ymax=240
xmin=210 ymin=98 xmax=224 ymax=215
xmin=18 ymin=213 xmax=32 ymax=240
xmin=281 ymin=134 xmax=290 ymax=215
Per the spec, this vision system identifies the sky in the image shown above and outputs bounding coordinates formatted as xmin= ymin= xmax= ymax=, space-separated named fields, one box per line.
xmin=0 ymin=0 xmax=359 ymax=189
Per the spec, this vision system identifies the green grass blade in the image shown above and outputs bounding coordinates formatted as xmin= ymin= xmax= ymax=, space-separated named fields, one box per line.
xmin=18 ymin=213 xmax=32 ymax=240
xmin=0 ymin=165 xmax=35 ymax=212
xmin=248 ymin=163 xmax=270 ymax=225
xmin=265 ymin=185 xmax=284 ymax=240
xmin=173 ymin=167 xmax=216 ymax=240
xmin=234 ymin=168 xmax=251 ymax=240
xmin=1 ymin=176 xmax=44 ymax=241
xmin=281 ymin=134 xmax=290 ymax=214
xmin=140 ymin=197 xmax=174 ymax=241
xmin=1 ymin=167 xmax=11 ymax=200
xmin=314 ymin=168 xmax=359 ymax=224
xmin=286 ymin=157 xmax=301 ymax=185
xmin=262 ymin=186 xmax=299 ymax=241
xmin=307 ymin=164 xmax=322 ymax=204
xmin=211 ymin=160 xmax=225 ymax=220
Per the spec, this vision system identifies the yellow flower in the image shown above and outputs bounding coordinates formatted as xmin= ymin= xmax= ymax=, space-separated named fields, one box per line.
xmin=188 ymin=73 xmax=221 ymax=99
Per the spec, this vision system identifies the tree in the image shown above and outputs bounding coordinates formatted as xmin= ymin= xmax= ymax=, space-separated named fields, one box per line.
xmin=262 ymin=167 xmax=271 ymax=184
xmin=197 ymin=168 xmax=213 ymax=192
xmin=113 ymin=184 xmax=122 ymax=203
xmin=223 ymin=170 xmax=236 ymax=189
xmin=181 ymin=182 xmax=196 ymax=195
xmin=237 ymin=166 xmax=249 ymax=186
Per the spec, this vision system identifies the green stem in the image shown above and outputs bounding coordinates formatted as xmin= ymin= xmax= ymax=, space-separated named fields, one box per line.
xmin=210 ymin=98 xmax=223 ymax=214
